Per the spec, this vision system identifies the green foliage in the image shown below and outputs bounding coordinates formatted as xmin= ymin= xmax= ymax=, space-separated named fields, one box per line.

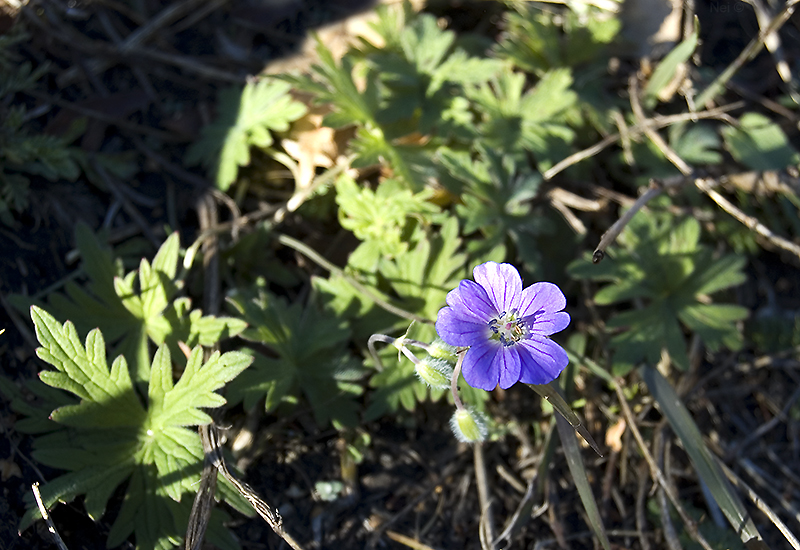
xmin=495 ymin=6 xmax=621 ymax=74
xmin=364 ymin=218 xmax=495 ymax=419
xmin=358 ymin=4 xmax=504 ymax=136
xmin=21 ymin=306 xmax=253 ymax=550
xmin=11 ymin=225 xmax=246 ymax=382
xmin=335 ymin=173 xmax=439 ymax=269
xmin=226 ymin=286 xmax=363 ymax=427
xmin=436 ymin=145 xmax=549 ymax=273
xmin=289 ymin=6 xmax=505 ymax=189
xmin=643 ymin=26 xmax=698 ymax=108
xmin=721 ymin=112 xmax=800 ymax=171
xmin=0 ymin=29 xmax=81 ymax=224
xmin=465 ymin=68 xmax=577 ymax=168
xmin=185 ymin=78 xmax=307 ymax=190
xmin=287 ymin=40 xmax=380 ymax=129
xmin=568 ymin=204 xmax=748 ymax=374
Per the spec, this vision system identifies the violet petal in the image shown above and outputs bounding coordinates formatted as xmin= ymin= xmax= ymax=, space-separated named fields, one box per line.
xmin=435 ymin=306 xmax=488 ymax=347
xmin=462 ymin=340 xmax=502 ymax=391
xmin=446 ymin=279 xmax=497 ymax=322
xmin=518 ymin=282 xmax=566 ymax=318
xmin=496 ymin=347 xmax=522 ymax=389
xmin=529 ymin=311 xmax=571 ymax=336
xmin=473 ymin=262 xmax=521 ymax=313
xmin=517 ymin=336 xmax=569 ymax=385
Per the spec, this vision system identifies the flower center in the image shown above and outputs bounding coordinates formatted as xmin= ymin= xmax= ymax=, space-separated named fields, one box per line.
xmin=488 ymin=309 xmax=528 ymax=347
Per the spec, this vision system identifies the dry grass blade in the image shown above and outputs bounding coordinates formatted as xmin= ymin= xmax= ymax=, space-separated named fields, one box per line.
xmin=199 ymin=424 xmax=305 ymax=550
xmin=640 ymin=365 xmax=766 ymax=547
xmin=31 ymin=483 xmax=69 ymax=550
xmin=720 ymin=461 xmax=800 ymax=550
xmin=554 ymin=413 xmax=611 ymax=550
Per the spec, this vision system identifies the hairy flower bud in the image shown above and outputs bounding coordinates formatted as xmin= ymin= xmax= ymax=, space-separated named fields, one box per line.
xmin=450 ymin=407 xmax=488 ymax=443
xmin=414 ymin=357 xmax=453 ymax=389
xmin=426 ymin=338 xmax=458 ymax=365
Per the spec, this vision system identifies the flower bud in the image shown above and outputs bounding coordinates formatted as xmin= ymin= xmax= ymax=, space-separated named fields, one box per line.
xmin=427 ymin=338 xmax=457 ymax=364
xmin=414 ymin=357 xmax=453 ymax=389
xmin=450 ymin=407 xmax=487 ymax=443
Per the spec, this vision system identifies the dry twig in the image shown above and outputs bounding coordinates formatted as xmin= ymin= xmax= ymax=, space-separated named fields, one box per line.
xmin=695 ymin=178 xmax=800 ymax=261
xmin=31 ymin=483 xmax=69 ymax=550
xmin=542 ymin=103 xmax=742 ymax=181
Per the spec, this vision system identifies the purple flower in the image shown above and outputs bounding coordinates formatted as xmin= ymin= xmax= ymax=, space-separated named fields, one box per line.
xmin=435 ymin=262 xmax=570 ymax=391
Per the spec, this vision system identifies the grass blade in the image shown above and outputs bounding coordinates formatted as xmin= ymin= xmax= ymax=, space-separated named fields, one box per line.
xmin=528 ymin=382 xmax=603 ymax=456
xmin=555 ymin=413 xmax=611 ymax=550
xmin=640 ymin=365 xmax=765 ymax=546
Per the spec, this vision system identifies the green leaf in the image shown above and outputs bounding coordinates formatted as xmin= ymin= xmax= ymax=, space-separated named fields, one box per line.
xmin=643 ymin=26 xmax=698 ymax=107
xmin=185 ymin=78 xmax=307 ymax=190
xmin=678 ymin=303 xmax=748 ymax=351
xmin=438 ymin=145 xmax=549 ymax=274
xmin=670 ymin=123 xmax=722 ymax=165
xmin=555 ymin=414 xmax=611 ymax=550
xmin=335 ymin=173 xmax=439 ymax=267
xmin=569 ymin=206 xmax=747 ymax=373
xmin=20 ymin=227 xmax=245 ymax=381
xmin=226 ymin=288 xmax=362 ymax=427
xmin=521 ymin=68 xmax=577 ymax=124
xmin=640 ymin=366 xmax=763 ymax=547
xmin=30 ymin=306 xmax=146 ymax=427
xmin=466 ymin=68 xmax=576 ymax=166
xmin=721 ymin=112 xmax=800 ymax=171
xmin=287 ymin=40 xmax=378 ymax=128
xmin=380 ymin=217 xmax=467 ymax=322
xmin=22 ymin=306 xmax=252 ymax=547
xmin=496 ymin=8 xmax=619 ymax=73
xmin=364 ymin=218 xmax=491 ymax=417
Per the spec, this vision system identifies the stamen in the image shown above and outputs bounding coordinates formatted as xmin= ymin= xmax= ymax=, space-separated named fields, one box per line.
xmin=487 ymin=309 xmax=528 ymax=347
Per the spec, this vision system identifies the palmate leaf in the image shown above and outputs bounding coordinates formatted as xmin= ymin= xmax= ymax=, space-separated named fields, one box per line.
xmin=379 ymin=217 xmax=466 ymax=323
xmin=466 ymin=68 xmax=576 ymax=166
xmin=361 ymin=8 xmax=502 ymax=134
xmin=14 ymin=225 xmax=246 ymax=381
xmin=496 ymin=7 xmax=620 ymax=74
xmin=437 ymin=145 xmax=549 ymax=275
xmin=185 ymin=78 xmax=307 ymax=190
xmin=568 ymin=206 xmax=748 ymax=374
xmin=286 ymin=40 xmax=379 ymax=129
xmin=226 ymin=287 xmax=362 ymax=427
xmin=721 ymin=112 xmax=800 ymax=171
xmin=22 ymin=306 xmax=253 ymax=549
